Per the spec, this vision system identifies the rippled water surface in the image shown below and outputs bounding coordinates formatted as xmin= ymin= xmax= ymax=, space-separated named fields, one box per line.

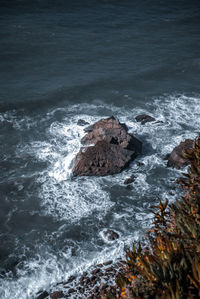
xmin=0 ymin=1 xmax=200 ymax=298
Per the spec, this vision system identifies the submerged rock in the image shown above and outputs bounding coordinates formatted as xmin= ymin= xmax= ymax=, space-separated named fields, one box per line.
xmin=137 ymin=161 xmax=145 ymax=167
xmin=167 ymin=139 xmax=193 ymax=169
xmin=135 ymin=114 xmax=155 ymax=124
xmin=77 ymin=119 xmax=89 ymax=126
xmin=124 ymin=175 xmax=135 ymax=184
xmin=73 ymin=116 xmax=142 ymax=176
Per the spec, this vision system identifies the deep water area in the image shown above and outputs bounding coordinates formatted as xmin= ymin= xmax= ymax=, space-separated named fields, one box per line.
xmin=0 ymin=1 xmax=200 ymax=298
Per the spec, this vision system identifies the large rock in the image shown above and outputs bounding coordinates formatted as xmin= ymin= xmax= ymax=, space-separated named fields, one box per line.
xmin=73 ymin=116 xmax=142 ymax=176
xmin=167 ymin=139 xmax=193 ymax=169
xmin=135 ymin=114 xmax=155 ymax=125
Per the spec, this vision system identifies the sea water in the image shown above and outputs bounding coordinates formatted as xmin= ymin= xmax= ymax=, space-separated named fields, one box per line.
xmin=0 ymin=1 xmax=200 ymax=298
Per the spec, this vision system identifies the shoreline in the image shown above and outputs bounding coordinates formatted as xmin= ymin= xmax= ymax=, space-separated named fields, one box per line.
xmin=35 ymin=126 xmax=197 ymax=299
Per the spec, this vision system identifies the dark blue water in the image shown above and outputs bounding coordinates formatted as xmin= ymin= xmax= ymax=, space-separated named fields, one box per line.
xmin=0 ymin=1 xmax=200 ymax=298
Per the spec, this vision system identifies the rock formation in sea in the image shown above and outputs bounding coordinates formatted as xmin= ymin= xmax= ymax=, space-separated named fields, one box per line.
xmin=73 ymin=116 xmax=142 ymax=176
xmin=167 ymin=139 xmax=193 ymax=168
xmin=135 ymin=114 xmax=155 ymax=125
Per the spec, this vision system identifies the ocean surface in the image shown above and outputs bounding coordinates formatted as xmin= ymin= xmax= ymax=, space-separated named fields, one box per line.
xmin=0 ymin=0 xmax=200 ymax=298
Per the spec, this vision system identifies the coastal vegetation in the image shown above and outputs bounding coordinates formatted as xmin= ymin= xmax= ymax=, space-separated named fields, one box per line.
xmin=105 ymin=136 xmax=200 ymax=299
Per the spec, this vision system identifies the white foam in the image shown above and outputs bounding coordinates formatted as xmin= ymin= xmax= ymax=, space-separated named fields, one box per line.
xmin=0 ymin=231 xmax=138 ymax=299
xmin=0 ymin=248 xmax=72 ymax=299
xmin=19 ymin=115 xmax=114 ymax=222
xmin=39 ymin=176 xmax=113 ymax=222
xmin=27 ymin=94 xmax=200 ymax=224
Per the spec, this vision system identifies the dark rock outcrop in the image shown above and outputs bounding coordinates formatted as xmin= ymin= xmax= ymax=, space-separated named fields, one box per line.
xmin=137 ymin=161 xmax=144 ymax=167
xmin=167 ymin=139 xmax=193 ymax=169
xmin=73 ymin=116 xmax=142 ymax=176
xmin=135 ymin=114 xmax=155 ymax=125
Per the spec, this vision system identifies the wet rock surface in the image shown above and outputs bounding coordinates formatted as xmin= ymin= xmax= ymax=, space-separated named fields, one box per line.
xmin=41 ymin=259 xmax=124 ymax=299
xmin=73 ymin=116 xmax=142 ymax=176
xmin=135 ymin=114 xmax=155 ymax=124
xmin=167 ymin=139 xmax=193 ymax=168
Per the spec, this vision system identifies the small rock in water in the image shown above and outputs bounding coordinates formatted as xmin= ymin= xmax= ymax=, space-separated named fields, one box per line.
xmin=68 ymin=288 xmax=76 ymax=294
xmin=124 ymin=175 xmax=135 ymax=184
xmin=155 ymin=120 xmax=164 ymax=124
xmin=104 ymin=229 xmax=119 ymax=241
xmin=97 ymin=263 xmax=103 ymax=268
xmin=103 ymin=260 xmax=113 ymax=266
xmin=36 ymin=291 xmax=49 ymax=299
xmin=137 ymin=161 xmax=144 ymax=166
xmin=67 ymin=275 xmax=76 ymax=283
xmin=135 ymin=114 xmax=155 ymax=124
xmin=50 ymin=291 xmax=63 ymax=299
xmin=105 ymin=266 xmax=114 ymax=273
xmin=90 ymin=275 xmax=97 ymax=283
xmin=85 ymin=277 xmax=90 ymax=285
xmin=91 ymin=268 xmax=101 ymax=275
xmin=77 ymin=119 xmax=89 ymax=126
xmin=79 ymin=276 xmax=85 ymax=283
xmin=78 ymin=287 xmax=84 ymax=294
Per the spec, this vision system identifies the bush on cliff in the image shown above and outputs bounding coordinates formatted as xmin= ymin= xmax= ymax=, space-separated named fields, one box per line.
xmin=105 ymin=136 xmax=200 ymax=299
